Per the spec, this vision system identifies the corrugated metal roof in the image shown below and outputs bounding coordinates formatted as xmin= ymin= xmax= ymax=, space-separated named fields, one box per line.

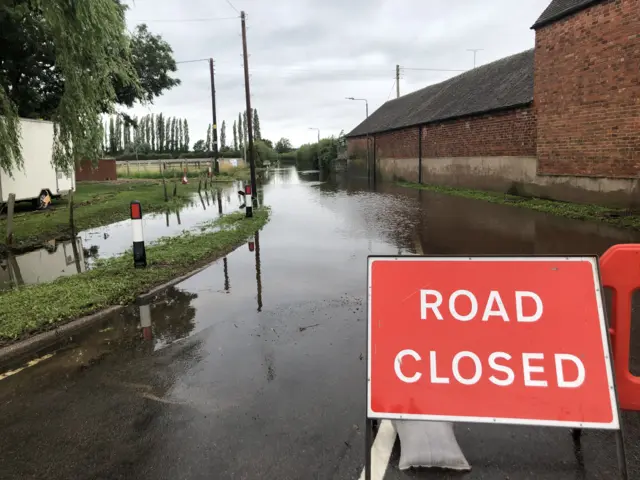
xmin=532 ymin=0 xmax=604 ymax=29
xmin=347 ymin=49 xmax=534 ymax=138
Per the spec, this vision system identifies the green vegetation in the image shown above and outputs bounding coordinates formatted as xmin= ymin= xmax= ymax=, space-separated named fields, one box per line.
xmin=400 ymin=181 xmax=640 ymax=230
xmin=296 ymin=134 xmax=346 ymax=171
xmin=0 ymin=181 xmax=202 ymax=250
xmin=0 ymin=209 xmax=270 ymax=342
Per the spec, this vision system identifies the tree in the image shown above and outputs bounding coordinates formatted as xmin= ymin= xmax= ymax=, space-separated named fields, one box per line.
xmin=184 ymin=119 xmax=190 ymax=152
xmin=157 ymin=113 xmax=164 ymax=153
xmin=150 ymin=113 xmax=156 ymax=152
xmin=165 ymin=117 xmax=171 ymax=153
xmin=233 ymin=121 xmax=238 ymax=151
xmin=220 ymin=120 xmax=227 ymax=150
xmin=193 ymin=139 xmax=206 ymax=153
xmin=237 ymin=113 xmax=243 ymax=151
xmin=206 ymin=125 xmax=211 ymax=152
xmin=253 ymin=109 xmax=261 ymax=140
xmin=242 ymin=111 xmax=248 ymax=146
xmin=103 ymin=122 xmax=109 ymax=153
xmin=0 ymin=1 xmax=155 ymax=173
xmin=114 ymin=24 xmax=180 ymax=108
xmin=109 ymin=117 xmax=116 ymax=154
xmin=178 ymin=119 xmax=184 ymax=151
xmin=275 ymin=137 xmax=293 ymax=153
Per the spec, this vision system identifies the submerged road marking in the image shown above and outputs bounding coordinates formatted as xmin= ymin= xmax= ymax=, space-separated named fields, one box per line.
xmin=358 ymin=420 xmax=396 ymax=480
xmin=0 ymin=353 xmax=55 ymax=381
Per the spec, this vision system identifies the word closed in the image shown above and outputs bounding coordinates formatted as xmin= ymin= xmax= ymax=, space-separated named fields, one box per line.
xmin=368 ymin=257 xmax=618 ymax=429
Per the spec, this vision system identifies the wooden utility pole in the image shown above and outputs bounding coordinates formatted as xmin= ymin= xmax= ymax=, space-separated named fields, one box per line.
xmin=396 ymin=64 xmax=400 ymax=98
xmin=241 ymin=11 xmax=257 ymax=204
xmin=209 ymin=58 xmax=220 ymax=174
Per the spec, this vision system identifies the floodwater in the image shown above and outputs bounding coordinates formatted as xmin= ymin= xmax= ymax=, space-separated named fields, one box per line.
xmin=0 ymin=182 xmax=246 ymax=290
xmin=80 ymin=181 xmax=246 ymax=262
xmin=1 ymin=166 xmax=640 ymax=479
xmin=0 ymin=238 xmax=85 ymax=292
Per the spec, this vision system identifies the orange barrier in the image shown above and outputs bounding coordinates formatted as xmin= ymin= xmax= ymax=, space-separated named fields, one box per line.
xmin=600 ymin=244 xmax=640 ymax=411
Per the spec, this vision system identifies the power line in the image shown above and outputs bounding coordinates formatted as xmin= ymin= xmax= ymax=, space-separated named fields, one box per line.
xmin=402 ymin=67 xmax=466 ymax=72
xmin=387 ymin=79 xmax=396 ymax=101
xmin=130 ymin=16 xmax=238 ymax=23
xmin=225 ymin=0 xmax=240 ymax=14
xmin=175 ymin=58 xmax=210 ymax=64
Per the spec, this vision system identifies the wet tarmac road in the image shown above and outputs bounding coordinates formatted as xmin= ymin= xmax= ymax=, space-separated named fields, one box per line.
xmin=1 ymin=167 xmax=640 ymax=479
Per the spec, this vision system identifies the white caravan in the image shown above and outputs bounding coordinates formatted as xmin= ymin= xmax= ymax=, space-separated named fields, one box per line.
xmin=0 ymin=118 xmax=75 ymax=207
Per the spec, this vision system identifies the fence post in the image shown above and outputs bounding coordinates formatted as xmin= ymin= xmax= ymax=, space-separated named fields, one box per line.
xmin=6 ymin=193 xmax=15 ymax=246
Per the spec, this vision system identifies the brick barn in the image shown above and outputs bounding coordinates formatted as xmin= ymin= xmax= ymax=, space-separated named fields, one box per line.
xmin=346 ymin=0 xmax=640 ymax=207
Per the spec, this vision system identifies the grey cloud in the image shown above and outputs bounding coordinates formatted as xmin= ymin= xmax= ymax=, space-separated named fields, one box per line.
xmin=125 ymin=0 xmax=551 ymax=146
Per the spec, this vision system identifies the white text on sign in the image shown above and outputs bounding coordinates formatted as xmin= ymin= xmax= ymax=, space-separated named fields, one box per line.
xmin=392 ymin=289 xmax=585 ymax=388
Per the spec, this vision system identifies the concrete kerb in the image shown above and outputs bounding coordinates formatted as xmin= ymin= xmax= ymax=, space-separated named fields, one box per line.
xmin=0 ymin=259 xmax=221 ymax=366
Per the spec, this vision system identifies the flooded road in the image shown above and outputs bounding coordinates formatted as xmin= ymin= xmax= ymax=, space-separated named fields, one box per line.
xmin=1 ymin=167 xmax=639 ymax=479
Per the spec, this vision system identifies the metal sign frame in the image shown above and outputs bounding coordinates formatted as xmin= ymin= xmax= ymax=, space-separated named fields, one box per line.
xmin=364 ymin=254 xmax=628 ymax=480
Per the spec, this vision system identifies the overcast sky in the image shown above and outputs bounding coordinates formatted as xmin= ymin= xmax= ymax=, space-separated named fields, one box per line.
xmin=123 ymin=0 xmax=551 ymax=148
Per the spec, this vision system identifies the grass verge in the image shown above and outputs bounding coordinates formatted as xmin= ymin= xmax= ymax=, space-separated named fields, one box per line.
xmin=400 ymin=181 xmax=640 ymax=230
xmin=0 ymin=208 xmax=270 ymax=343
xmin=0 ymin=180 xmax=224 ymax=252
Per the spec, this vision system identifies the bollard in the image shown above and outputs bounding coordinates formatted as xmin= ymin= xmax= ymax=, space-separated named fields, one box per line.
xmin=248 ymin=235 xmax=255 ymax=252
xmin=130 ymin=201 xmax=147 ymax=268
xmin=181 ymin=167 xmax=188 ymax=184
xmin=244 ymin=184 xmax=253 ymax=218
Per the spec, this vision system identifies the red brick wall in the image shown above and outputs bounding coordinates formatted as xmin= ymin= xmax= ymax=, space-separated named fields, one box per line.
xmin=346 ymin=106 xmax=536 ymax=162
xmin=375 ymin=128 xmax=420 ymax=159
xmin=422 ymin=107 xmax=537 ymax=157
xmin=346 ymin=136 xmax=368 ymax=158
xmin=75 ymin=159 xmax=117 ymax=182
xmin=535 ymin=0 xmax=640 ymax=176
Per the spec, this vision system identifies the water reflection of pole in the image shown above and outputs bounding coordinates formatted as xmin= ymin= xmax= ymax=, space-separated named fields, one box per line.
xmin=176 ymin=208 xmax=182 ymax=225
xmin=204 ymin=190 xmax=211 ymax=206
xmin=254 ymin=231 xmax=262 ymax=312
xmin=198 ymin=192 xmax=206 ymax=211
xmin=217 ymin=189 xmax=223 ymax=215
xmin=6 ymin=253 xmax=24 ymax=286
xmin=165 ymin=210 xmax=170 ymax=227
xmin=140 ymin=303 xmax=153 ymax=341
xmin=223 ymin=257 xmax=230 ymax=292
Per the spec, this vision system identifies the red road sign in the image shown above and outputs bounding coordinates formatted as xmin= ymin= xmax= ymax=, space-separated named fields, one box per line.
xmin=367 ymin=256 xmax=619 ymax=429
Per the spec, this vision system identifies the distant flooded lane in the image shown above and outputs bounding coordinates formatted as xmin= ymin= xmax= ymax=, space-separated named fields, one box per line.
xmin=1 ymin=168 xmax=639 ymax=480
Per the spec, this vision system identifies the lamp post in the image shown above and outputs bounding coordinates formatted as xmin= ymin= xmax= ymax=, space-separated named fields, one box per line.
xmin=308 ymin=127 xmax=320 ymax=143
xmin=346 ymin=97 xmax=369 ymax=118
xmin=346 ymin=97 xmax=371 ymax=181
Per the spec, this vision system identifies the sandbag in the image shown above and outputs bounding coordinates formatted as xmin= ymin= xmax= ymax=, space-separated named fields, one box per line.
xmin=393 ymin=420 xmax=471 ymax=471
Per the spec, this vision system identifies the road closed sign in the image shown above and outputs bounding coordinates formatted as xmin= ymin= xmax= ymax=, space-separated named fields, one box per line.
xmin=367 ymin=257 xmax=619 ymax=429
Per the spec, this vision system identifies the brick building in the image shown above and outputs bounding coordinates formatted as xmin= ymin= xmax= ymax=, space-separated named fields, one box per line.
xmin=346 ymin=0 xmax=640 ymax=206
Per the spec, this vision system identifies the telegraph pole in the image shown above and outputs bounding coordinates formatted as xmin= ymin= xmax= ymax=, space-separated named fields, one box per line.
xmin=241 ymin=11 xmax=257 ymax=204
xmin=396 ymin=64 xmax=400 ymax=98
xmin=209 ymin=58 xmax=220 ymax=174
xmin=468 ymin=49 xmax=483 ymax=69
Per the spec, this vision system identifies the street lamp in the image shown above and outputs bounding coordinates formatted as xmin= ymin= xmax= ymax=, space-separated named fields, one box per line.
xmin=308 ymin=127 xmax=320 ymax=142
xmin=346 ymin=97 xmax=369 ymax=118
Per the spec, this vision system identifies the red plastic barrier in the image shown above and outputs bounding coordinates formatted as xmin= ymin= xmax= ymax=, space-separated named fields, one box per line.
xmin=600 ymin=244 xmax=640 ymax=411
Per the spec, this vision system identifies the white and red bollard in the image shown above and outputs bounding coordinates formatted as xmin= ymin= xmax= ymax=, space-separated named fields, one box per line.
xmin=181 ymin=167 xmax=188 ymax=184
xmin=130 ymin=201 xmax=147 ymax=268
xmin=244 ymin=184 xmax=253 ymax=218
xmin=248 ymin=235 xmax=255 ymax=252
